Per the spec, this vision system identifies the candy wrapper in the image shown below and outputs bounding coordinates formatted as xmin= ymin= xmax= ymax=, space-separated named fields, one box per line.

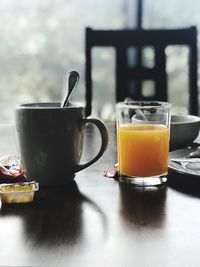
xmin=104 ymin=163 xmax=119 ymax=179
xmin=0 ymin=155 xmax=27 ymax=183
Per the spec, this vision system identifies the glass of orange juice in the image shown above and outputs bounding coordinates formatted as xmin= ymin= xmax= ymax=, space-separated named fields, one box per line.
xmin=116 ymin=100 xmax=171 ymax=186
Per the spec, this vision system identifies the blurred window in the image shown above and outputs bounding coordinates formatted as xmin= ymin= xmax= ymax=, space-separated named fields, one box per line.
xmin=0 ymin=0 xmax=199 ymax=123
xmin=143 ymin=0 xmax=200 ymax=115
xmin=0 ymin=0 xmax=127 ymax=123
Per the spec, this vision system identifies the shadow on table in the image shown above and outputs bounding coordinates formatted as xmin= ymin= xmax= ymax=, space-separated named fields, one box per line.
xmin=167 ymin=170 xmax=200 ymax=198
xmin=0 ymin=181 xmax=106 ymax=247
xmin=119 ymin=183 xmax=167 ymax=228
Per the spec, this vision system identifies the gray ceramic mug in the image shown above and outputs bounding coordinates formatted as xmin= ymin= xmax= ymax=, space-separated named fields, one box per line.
xmin=15 ymin=102 xmax=108 ymax=186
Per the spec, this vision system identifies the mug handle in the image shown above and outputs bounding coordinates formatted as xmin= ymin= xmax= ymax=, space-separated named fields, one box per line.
xmin=74 ymin=117 xmax=108 ymax=172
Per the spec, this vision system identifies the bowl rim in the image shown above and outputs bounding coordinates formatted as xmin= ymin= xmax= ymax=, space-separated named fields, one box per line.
xmin=171 ymin=115 xmax=200 ymax=125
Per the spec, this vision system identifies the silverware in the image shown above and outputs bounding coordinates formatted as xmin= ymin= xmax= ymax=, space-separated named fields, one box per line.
xmin=170 ymin=158 xmax=200 ymax=174
xmin=171 ymin=158 xmax=200 ymax=163
xmin=62 ymin=71 xmax=80 ymax=107
xmin=188 ymin=146 xmax=200 ymax=158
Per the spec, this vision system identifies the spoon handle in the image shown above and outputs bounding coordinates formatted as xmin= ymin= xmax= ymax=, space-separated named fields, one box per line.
xmin=171 ymin=158 xmax=200 ymax=163
xmin=62 ymin=71 xmax=80 ymax=107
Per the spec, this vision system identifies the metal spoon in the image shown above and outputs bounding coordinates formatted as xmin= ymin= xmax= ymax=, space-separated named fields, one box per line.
xmin=188 ymin=146 xmax=200 ymax=158
xmin=62 ymin=71 xmax=80 ymax=107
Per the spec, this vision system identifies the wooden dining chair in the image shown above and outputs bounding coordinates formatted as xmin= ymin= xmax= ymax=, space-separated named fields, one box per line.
xmin=85 ymin=26 xmax=198 ymax=116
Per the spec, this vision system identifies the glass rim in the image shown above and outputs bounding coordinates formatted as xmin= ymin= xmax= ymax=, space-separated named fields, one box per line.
xmin=116 ymin=100 xmax=171 ymax=109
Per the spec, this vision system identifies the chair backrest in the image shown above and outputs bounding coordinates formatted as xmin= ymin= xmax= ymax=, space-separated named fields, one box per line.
xmin=85 ymin=26 xmax=198 ymax=116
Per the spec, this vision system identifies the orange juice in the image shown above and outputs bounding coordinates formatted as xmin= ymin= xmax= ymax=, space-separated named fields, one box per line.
xmin=117 ymin=124 xmax=170 ymax=177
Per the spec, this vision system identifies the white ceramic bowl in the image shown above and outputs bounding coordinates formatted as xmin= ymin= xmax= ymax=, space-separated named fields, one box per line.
xmin=170 ymin=115 xmax=200 ymax=150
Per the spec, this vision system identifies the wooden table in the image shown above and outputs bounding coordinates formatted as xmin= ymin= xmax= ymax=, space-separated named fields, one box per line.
xmin=0 ymin=124 xmax=200 ymax=267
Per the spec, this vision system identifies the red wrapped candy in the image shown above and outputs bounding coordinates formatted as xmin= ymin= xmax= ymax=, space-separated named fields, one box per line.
xmin=0 ymin=155 xmax=27 ymax=183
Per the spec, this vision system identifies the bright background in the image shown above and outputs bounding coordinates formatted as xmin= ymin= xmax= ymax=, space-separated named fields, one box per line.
xmin=0 ymin=0 xmax=199 ymax=122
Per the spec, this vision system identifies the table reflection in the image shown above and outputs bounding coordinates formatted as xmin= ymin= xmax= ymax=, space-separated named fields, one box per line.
xmin=0 ymin=181 xmax=106 ymax=247
xmin=168 ymin=170 xmax=200 ymax=198
xmin=119 ymin=183 xmax=167 ymax=228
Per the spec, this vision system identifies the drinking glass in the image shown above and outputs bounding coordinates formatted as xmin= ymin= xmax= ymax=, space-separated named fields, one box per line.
xmin=116 ymin=101 xmax=171 ymax=186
